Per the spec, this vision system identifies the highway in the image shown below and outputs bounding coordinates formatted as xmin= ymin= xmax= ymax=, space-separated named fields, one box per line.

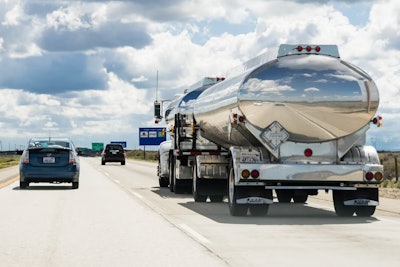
xmin=1 ymin=157 xmax=400 ymax=267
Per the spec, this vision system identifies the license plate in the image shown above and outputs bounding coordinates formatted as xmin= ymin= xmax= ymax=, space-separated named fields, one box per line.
xmin=43 ymin=157 xmax=55 ymax=163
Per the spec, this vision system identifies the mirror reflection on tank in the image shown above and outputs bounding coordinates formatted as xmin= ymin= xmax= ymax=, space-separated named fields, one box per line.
xmin=238 ymin=55 xmax=379 ymax=142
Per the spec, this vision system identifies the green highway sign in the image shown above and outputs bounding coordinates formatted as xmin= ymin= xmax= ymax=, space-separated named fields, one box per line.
xmin=92 ymin=142 xmax=104 ymax=152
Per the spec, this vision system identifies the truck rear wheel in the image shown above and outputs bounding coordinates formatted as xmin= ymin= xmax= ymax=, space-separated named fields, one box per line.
xmin=193 ymin=168 xmax=207 ymax=202
xmin=173 ymin=179 xmax=185 ymax=194
xmin=293 ymin=194 xmax=308 ymax=203
xmin=249 ymin=205 xmax=269 ymax=216
xmin=333 ymin=190 xmax=355 ymax=217
xmin=228 ymin=165 xmax=248 ymax=216
xmin=159 ymin=177 xmax=169 ymax=188
xmin=210 ymin=195 xmax=224 ymax=202
xmin=276 ymin=189 xmax=293 ymax=203
xmin=169 ymin=155 xmax=175 ymax=192
xmin=355 ymin=206 xmax=376 ymax=217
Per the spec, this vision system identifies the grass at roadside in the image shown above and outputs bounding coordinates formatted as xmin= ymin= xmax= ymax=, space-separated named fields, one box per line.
xmin=126 ymin=150 xmax=157 ymax=162
xmin=0 ymin=156 xmax=20 ymax=169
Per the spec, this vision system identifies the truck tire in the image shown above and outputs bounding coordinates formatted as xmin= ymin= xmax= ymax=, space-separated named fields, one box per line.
xmin=276 ymin=189 xmax=293 ymax=203
xmin=249 ymin=205 xmax=269 ymax=216
xmin=355 ymin=206 xmax=376 ymax=217
xmin=228 ymin=164 xmax=248 ymax=216
xmin=20 ymin=181 xmax=29 ymax=189
xmin=169 ymin=155 xmax=175 ymax=192
xmin=293 ymin=194 xmax=308 ymax=203
xmin=159 ymin=177 xmax=169 ymax=188
xmin=333 ymin=190 xmax=355 ymax=217
xmin=210 ymin=195 xmax=224 ymax=202
xmin=193 ymin=168 xmax=207 ymax=202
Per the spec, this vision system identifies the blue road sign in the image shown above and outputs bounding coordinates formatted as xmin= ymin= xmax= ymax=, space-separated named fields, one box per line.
xmin=139 ymin=127 xmax=166 ymax=146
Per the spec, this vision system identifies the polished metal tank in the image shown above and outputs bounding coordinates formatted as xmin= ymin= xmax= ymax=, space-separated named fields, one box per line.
xmin=193 ymin=45 xmax=380 ymax=150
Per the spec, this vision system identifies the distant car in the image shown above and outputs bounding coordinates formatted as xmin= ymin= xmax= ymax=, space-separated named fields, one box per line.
xmin=19 ymin=137 xmax=80 ymax=189
xmin=79 ymin=149 xmax=97 ymax=157
xmin=101 ymin=144 xmax=126 ymax=165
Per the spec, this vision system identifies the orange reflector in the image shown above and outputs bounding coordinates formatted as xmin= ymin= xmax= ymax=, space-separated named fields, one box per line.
xmin=241 ymin=170 xmax=250 ymax=179
xmin=374 ymin=172 xmax=383 ymax=181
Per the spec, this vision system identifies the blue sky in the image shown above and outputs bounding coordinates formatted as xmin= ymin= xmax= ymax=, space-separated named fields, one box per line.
xmin=0 ymin=0 xmax=399 ymax=151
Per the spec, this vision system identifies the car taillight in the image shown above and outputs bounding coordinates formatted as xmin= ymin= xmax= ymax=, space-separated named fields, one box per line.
xmin=69 ymin=151 xmax=77 ymax=165
xmin=21 ymin=151 xmax=29 ymax=164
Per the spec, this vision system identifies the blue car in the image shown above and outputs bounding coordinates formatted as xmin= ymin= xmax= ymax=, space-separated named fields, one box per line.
xmin=19 ymin=137 xmax=80 ymax=189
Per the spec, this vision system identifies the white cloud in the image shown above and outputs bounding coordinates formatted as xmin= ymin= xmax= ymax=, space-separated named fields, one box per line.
xmin=2 ymin=3 xmax=24 ymax=26
xmin=0 ymin=0 xmax=399 ymax=150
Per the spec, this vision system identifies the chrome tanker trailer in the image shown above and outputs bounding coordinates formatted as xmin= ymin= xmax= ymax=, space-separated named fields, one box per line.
xmin=157 ymin=44 xmax=384 ymax=217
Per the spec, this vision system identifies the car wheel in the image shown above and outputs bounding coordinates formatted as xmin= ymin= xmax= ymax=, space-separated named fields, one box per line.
xmin=72 ymin=182 xmax=79 ymax=189
xmin=20 ymin=181 xmax=29 ymax=189
xmin=101 ymin=160 xmax=105 ymax=165
xmin=121 ymin=161 xmax=125 ymax=165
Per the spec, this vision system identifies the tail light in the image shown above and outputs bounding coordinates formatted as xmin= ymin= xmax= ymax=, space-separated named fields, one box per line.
xmin=241 ymin=169 xmax=260 ymax=179
xmin=251 ymin=170 xmax=260 ymax=179
xmin=371 ymin=115 xmax=382 ymax=127
xmin=21 ymin=151 xmax=29 ymax=164
xmin=365 ymin=172 xmax=374 ymax=181
xmin=365 ymin=171 xmax=383 ymax=182
xmin=69 ymin=151 xmax=77 ymax=165
xmin=304 ymin=148 xmax=313 ymax=157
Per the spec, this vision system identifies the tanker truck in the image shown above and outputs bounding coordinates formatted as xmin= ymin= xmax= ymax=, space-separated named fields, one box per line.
xmin=156 ymin=44 xmax=384 ymax=217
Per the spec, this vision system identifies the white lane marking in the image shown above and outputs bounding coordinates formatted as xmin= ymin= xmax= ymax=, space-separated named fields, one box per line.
xmin=132 ymin=192 xmax=143 ymax=199
xmin=178 ymin=223 xmax=210 ymax=244
xmin=104 ymin=172 xmax=110 ymax=177
xmin=114 ymin=179 xmax=121 ymax=184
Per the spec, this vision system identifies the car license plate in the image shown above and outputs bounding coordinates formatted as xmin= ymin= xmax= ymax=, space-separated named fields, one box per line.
xmin=43 ymin=157 xmax=55 ymax=163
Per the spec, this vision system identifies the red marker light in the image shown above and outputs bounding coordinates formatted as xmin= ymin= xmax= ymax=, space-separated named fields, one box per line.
xmin=297 ymin=45 xmax=303 ymax=52
xmin=365 ymin=172 xmax=374 ymax=181
xmin=315 ymin=46 xmax=321 ymax=52
xmin=238 ymin=116 xmax=245 ymax=122
xmin=251 ymin=170 xmax=260 ymax=179
xmin=306 ymin=46 xmax=312 ymax=52
xmin=304 ymin=148 xmax=313 ymax=157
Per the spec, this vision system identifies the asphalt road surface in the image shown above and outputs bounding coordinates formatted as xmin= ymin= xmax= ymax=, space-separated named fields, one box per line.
xmin=1 ymin=157 xmax=400 ymax=267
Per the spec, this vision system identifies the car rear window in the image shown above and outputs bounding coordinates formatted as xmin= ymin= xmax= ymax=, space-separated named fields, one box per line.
xmin=29 ymin=141 xmax=70 ymax=149
xmin=106 ymin=145 xmax=123 ymax=151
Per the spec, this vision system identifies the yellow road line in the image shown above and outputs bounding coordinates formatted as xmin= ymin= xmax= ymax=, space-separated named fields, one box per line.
xmin=0 ymin=176 xmax=19 ymax=189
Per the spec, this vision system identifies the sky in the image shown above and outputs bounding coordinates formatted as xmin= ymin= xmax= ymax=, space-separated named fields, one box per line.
xmin=0 ymin=0 xmax=399 ymax=151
